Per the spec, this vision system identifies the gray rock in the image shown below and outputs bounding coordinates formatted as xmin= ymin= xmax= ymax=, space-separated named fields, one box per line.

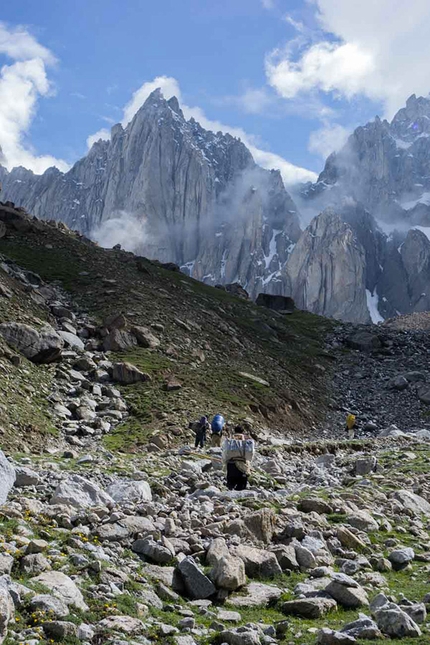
xmin=96 ymin=523 xmax=130 ymax=542
xmin=282 ymin=597 xmax=337 ymax=619
xmin=346 ymin=510 xmax=378 ymax=532
xmin=326 ymin=579 xmax=369 ymax=608
xmin=228 ymin=582 xmax=283 ymax=608
xmin=42 ymin=621 xmax=77 ymax=640
xmin=0 ymin=556 xmax=13 ymax=576
xmin=353 ymin=456 xmax=377 ymax=476
xmin=132 ymin=325 xmax=160 ymax=349
xmin=31 ymin=571 xmax=88 ymax=611
xmin=232 ymin=545 xmax=282 ymax=579
xmin=388 ymin=547 xmax=414 ymax=570
xmin=294 ymin=543 xmax=317 ymax=570
xmin=0 ymin=322 xmax=63 ymax=363
xmin=317 ymin=628 xmax=357 ymax=644
xmin=401 ymin=602 xmax=427 ymax=624
xmin=58 ymin=331 xmax=85 ymax=350
xmin=106 ymin=479 xmax=152 ymax=503
xmin=271 ymin=544 xmax=299 ymax=571
xmin=206 ymin=537 xmax=229 ymax=566
xmin=177 ymin=557 xmax=216 ymax=599
xmin=21 ymin=554 xmax=51 ymax=576
xmin=340 ymin=615 xmax=381 ymax=639
xmin=0 ymin=451 xmax=15 ymax=504
xmin=393 ymin=490 xmax=430 ymax=515
xmin=29 ymin=594 xmax=69 ymax=618
xmin=111 ymin=362 xmax=151 ymax=385
xmin=132 ymin=538 xmax=174 ymax=564
xmin=210 ymin=555 xmax=246 ymax=591
xmin=0 ymin=578 xmax=14 ymax=642
xmin=97 ymin=615 xmax=144 ymax=633
xmin=14 ymin=466 xmax=39 ymax=487
xmin=50 ymin=475 xmax=114 ymax=508
xmin=219 ymin=629 xmax=260 ymax=645
xmin=374 ymin=603 xmax=422 ymax=638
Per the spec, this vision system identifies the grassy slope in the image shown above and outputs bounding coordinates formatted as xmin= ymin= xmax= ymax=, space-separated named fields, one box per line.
xmin=0 ymin=218 xmax=335 ymax=451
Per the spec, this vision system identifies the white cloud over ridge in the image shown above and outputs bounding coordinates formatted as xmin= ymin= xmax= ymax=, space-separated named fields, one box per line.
xmin=266 ymin=0 xmax=430 ymax=119
xmin=88 ymin=75 xmax=317 ymax=185
xmin=308 ymin=122 xmax=350 ymax=159
xmin=0 ymin=22 xmax=69 ymax=174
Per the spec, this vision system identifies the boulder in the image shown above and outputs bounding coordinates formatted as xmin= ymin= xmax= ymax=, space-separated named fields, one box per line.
xmin=317 ymin=629 xmax=357 ymax=644
xmin=0 ymin=322 xmax=63 ymax=363
xmin=111 ymin=362 xmax=151 ymax=384
xmin=206 ymin=538 xmax=229 ymax=566
xmin=20 ymin=554 xmax=51 ymax=575
xmin=346 ymin=332 xmax=381 ymax=351
xmin=232 ymin=545 xmax=282 ymax=579
xmin=103 ymin=329 xmax=137 ymax=352
xmin=256 ymin=293 xmax=294 ymax=312
xmin=326 ymin=575 xmax=369 ymax=609
xmin=374 ymin=603 xmax=421 ymax=638
xmin=346 ymin=510 xmax=378 ymax=532
xmin=0 ymin=452 xmax=15 ymax=504
xmin=228 ymin=582 xmax=283 ymax=608
xmin=132 ymin=325 xmax=160 ymax=349
xmin=0 ymin=557 xmax=13 ymax=576
xmin=294 ymin=543 xmax=317 ymax=570
xmin=50 ymin=475 xmax=114 ymax=509
xmin=219 ymin=629 xmax=260 ymax=645
xmin=97 ymin=615 xmax=144 ymax=633
xmin=281 ymin=597 xmax=337 ymax=619
xmin=106 ymin=479 xmax=152 ymax=503
xmin=42 ymin=621 xmax=77 ymax=641
xmin=14 ymin=466 xmax=39 ymax=487
xmin=388 ymin=547 xmax=414 ymax=570
xmin=58 ymin=331 xmax=85 ymax=351
xmin=176 ymin=557 xmax=216 ymax=599
xmin=337 ymin=526 xmax=367 ymax=551
xmin=298 ymin=498 xmax=333 ymax=514
xmin=340 ymin=615 xmax=381 ymax=639
xmin=32 ymin=572 xmax=88 ymax=611
xmin=392 ymin=490 xmax=430 ymax=515
xmin=354 ymin=456 xmax=377 ymax=476
xmin=29 ymin=594 xmax=69 ymax=618
xmin=0 ymin=578 xmax=14 ymax=643
xmin=210 ymin=555 xmax=246 ymax=591
xmin=271 ymin=544 xmax=299 ymax=571
xmin=96 ymin=523 xmax=130 ymax=542
xmin=243 ymin=508 xmax=275 ymax=543
xmin=132 ymin=538 xmax=174 ymax=564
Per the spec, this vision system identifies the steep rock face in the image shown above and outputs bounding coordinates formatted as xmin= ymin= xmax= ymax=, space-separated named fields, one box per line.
xmin=303 ymin=94 xmax=430 ymax=226
xmin=0 ymin=90 xmax=300 ymax=298
xmin=285 ymin=210 xmax=369 ymax=323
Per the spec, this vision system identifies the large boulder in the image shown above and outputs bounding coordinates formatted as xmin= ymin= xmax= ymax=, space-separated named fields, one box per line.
xmin=281 ymin=597 xmax=337 ymax=619
xmin=50 ymin=475 xmax=114 ymax=509
xmin=176 ymin=557 xmax=216 ymax=599
xmin=103 ymin=329 xmax=137 ymax=352
xmin=346 ymin=331 xmax=382 ymax=351
xmin=232 ymin=545 xmax=282 ymax=579
xmin=256 ymin=293 xmax=294 ymax=312
xmin=0 ymin=323 xmax=63 ymax=363
xmin=210 ymin=555 xmax=246 ymax=591
xmin=32 ymin=572 xmax=88 ymax=611
xmin=325 ymin=574 xmax=369 ymax=609
xmin=131 ymin=326 xmax=160 ymax=349
xmin=106 ymin=479 xmax=152 ymax=503
xmin=14 ymin=466 xmax=39 ymax=487
xmin=0 ymin=578 xmax=14 ymax=644
xmin=0 ymin=452 xmax=15 ymax=505
xmin=374 ymin=603 xmax=421 ymax=638
xmin=243 ymin=508 xmax=275 ymax=543
xmin=111 ymin=362 xmax=151 ymax=385
xmin=228 ymin=582 xmax=283 ymax=608
xmin=392 ymin=490 xmax=430 ymax=515
xmin=132 ymin=538 xmax=174 ymax=564
xmin=317 ymin=629 xmax=356 ymax=644
xmin=206 ymin=538 xmax=229 ymax=566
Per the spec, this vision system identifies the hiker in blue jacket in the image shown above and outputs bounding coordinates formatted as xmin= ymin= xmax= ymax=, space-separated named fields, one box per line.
xmin=210 ymin=414 xmax=225 ymax=447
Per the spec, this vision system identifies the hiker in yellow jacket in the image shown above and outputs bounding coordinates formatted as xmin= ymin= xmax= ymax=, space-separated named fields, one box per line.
xmin=346 ymin=413 xmax=356 ymax=440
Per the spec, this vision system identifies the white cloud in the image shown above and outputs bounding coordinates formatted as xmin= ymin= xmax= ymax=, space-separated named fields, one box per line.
xmin=308 ymin=122 xmax=350 ymax=158
xmin=261 ymin=0 xmax=275 ymax=8
xmin=122 ymin=76 xmax=181 ymax=125
xmin=0 ymin=22 xmax=68 ymax=173
xmin=86 ymin=128 xmax=110 ymax=149
xmin=266 ymin=0 xmax=430 ymax=118
xmin=87 ymin=75 xmax=317 ymax=185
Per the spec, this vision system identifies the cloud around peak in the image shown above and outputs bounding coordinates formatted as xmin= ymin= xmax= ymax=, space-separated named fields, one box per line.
xmin=87 ymin=75 xmax=317 ymax=185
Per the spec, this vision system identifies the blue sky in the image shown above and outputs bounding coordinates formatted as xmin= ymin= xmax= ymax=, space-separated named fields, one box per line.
xmin=1 ymin=0 xmax=430 ymax=183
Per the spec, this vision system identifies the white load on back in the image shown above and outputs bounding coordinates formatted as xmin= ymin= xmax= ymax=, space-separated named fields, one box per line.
xmin=222 ymin=438 xmax=255 ymax=463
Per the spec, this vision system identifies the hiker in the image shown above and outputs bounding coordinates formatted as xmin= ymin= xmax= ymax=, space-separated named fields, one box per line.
xmin=346 ymin=413 xmax=357 ymax=440
xmin=222 ymin=432 xmax=255 ymax=491
xmin=194 ymin=416 xmax=209 ymax=449
xmin=210 ymin=414 xmax=225 ymax=447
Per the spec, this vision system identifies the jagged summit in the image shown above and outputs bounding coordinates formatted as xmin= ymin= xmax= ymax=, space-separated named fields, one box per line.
xmin=0 ymin=89 xmax=300 ymax=298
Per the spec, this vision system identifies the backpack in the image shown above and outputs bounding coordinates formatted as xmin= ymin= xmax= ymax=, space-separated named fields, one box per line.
xmin=211 ymin=414 xmax=225 ymax=434
xmin=222 ymin=438 xmax=255 ymax=463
